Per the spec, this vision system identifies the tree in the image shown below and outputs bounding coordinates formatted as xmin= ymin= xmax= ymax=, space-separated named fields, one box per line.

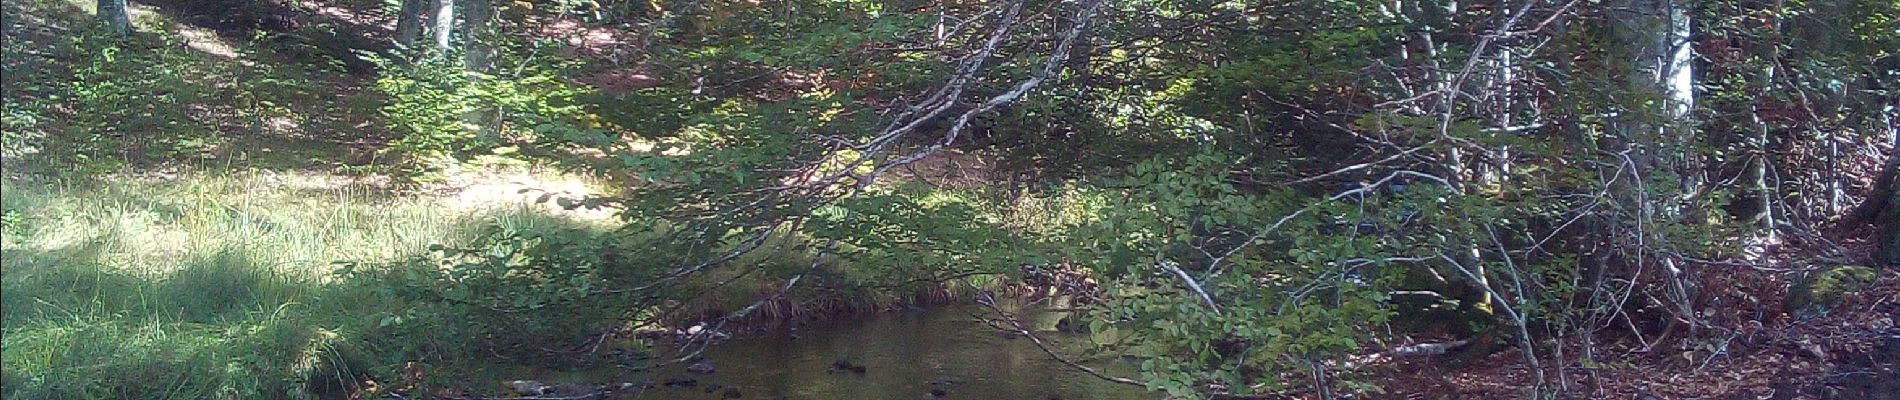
xmin=97 ymin=0 xmax=130 ymax=35
xmin=395 ymin=0 xmax=429 ymax=47
xmin=1869 ymin=136 xmax=1900 ymax=266
xmin=1612 ymin=0 xmax=1698 ymax=203
xmin=1608 ymin=0 xmax=1701 ymax=323
xmin=1881 ymin=184 xmax=1899 ymax=266
xmin=432 ymin=0 xmax=454 ymax=50
xmin=461 ymin=0 xmax=498 ymax=138
xmin=461 ymin=0 xmax=495 ymax=72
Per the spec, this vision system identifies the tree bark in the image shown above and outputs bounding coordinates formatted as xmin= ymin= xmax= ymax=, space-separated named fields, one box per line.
xmin=1879 ymin=186 xmax=1899 ymax=266
xmin=462 ymin=0 xmax=495 ymax=72
xmin=395 ymin=0 xmax=428 ymax=48
xmin=97 ymin=0 xmax=130 ymax=35
xmin=432 ymin=0 xmax=455 ymax=50
xmin=1872 ymin=121 xmax=1900 ymax=266
xmin=1851 ymin=152 xmax=1900 ymax=223
xmin=462 ymin=0 xmax=500 ymax=140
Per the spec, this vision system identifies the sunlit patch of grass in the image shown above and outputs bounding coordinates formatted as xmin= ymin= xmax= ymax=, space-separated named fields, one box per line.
xmin=0 ymin=169 xmax=612 ymax=399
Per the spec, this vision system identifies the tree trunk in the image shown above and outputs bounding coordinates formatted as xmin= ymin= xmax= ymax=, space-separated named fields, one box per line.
xmin=97 ymin=0 xmax=130 ymax=35
xmin=462 ymin=0 xmax=495 ymax=72
xmin=1871 ymin=119 xmax=1900 ymax=266
xmin=1609 ymin=0 xmax=1699 ymax=320
xmin=395 ymin=0 xmax=428 ymax=48
xmin=1879 ymin=186 xmax=1899 ymax=266
xmin=462 ymin=0 xmax=500 ymax=140
xmin=1612 ymin=0 xmax=1698 ymax=199
xmin=432 ymin=0 xmax=455 ymax=50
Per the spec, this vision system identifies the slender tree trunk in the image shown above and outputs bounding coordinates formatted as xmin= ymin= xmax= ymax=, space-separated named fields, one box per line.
xmin=1879 ymin=185 xmax=1899 ymax=266
xmin=395 ymin=0 xmax=428 ymax=48
xmin=97 ymin=0 xmax=130 ymax=35
xmin=462 ymin=0 xmax=495 ymax=72
xmin=462 ymin=0 xmax=500 ymax=140
xmin=1751 ymin=68 xmax=1778 ymax=240
xmin=432 ymin=0 xmax=455 ymax=50
xmin=1866 ymin=116 xmax=1900 ymax=266
xmin=1613 ymin=0 xmax=1698 ymax=200
xmin=1888 ymin=110 xmax=1900 ymax=266
xmin=1610 ymin=0 xmax=1699 ymax=321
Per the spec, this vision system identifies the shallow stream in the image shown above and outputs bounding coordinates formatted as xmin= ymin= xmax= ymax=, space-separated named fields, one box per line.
xmin=520 ymin=301 xmax=1153 ymax=399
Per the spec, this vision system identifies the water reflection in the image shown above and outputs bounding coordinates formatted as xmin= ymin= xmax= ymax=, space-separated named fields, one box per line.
xmin=635 ymin=301 xmax=1151 ymax=400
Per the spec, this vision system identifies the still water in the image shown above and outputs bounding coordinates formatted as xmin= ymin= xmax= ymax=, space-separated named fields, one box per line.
xmin=625 ymin=302 xmax=1153 ymax=400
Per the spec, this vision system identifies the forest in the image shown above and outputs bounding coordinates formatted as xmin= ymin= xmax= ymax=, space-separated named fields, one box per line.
xmin=1 ymin=0 xmax=1896 ymax=398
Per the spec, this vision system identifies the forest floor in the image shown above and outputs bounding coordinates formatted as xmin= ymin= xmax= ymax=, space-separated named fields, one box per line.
xmin=1376 ymin=275 xmax=1898 ymax=399
xmin=1367 ymin=222 xmax=1900 ymax=399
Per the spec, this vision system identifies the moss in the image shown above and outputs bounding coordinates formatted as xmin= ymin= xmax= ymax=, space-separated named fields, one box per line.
xmin=1785 ymin=265 xmax=1879 ymax=319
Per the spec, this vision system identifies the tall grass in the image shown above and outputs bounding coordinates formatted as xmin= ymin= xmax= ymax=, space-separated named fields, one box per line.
xmin=0 ymin=171 xmax=606 ymax=399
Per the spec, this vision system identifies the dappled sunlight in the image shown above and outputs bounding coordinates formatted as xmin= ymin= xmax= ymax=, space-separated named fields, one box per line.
xmin=442 ymin=167 xmax=619 ymax=221
xmin=175 ymin=25 xmax=238 ymax=58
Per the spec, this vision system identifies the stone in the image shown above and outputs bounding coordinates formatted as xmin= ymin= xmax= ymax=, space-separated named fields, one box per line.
xmin=829 ymin=359 xmax=867 ymax=374
xmin=688 ymin=359 xmax=717 ymax=374
xmin=507 ymin=380 xmax=549 ymax=396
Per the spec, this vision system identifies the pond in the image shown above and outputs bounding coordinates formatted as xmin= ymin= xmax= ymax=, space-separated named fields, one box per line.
xmin=525 ymin=300 xmax=1155 ymax=399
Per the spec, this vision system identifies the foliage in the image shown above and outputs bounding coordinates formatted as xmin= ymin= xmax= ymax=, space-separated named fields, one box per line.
xmin=370 ymin=45 xmax=596 ymax=175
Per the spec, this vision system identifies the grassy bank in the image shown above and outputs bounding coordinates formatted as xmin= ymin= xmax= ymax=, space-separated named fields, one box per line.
xmin=0 ymin=170 xmax=614 ymax=398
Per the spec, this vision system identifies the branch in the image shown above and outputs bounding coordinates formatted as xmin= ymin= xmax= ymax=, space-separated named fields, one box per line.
xmin=973 ymin=298 xmax=1146 ymax=387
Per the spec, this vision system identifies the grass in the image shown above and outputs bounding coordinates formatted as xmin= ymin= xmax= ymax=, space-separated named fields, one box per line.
xmin=0 ymin=171 xmax=612 ymax=399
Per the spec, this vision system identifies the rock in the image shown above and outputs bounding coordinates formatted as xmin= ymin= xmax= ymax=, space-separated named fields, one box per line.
xmin=545 ymin=383 xmax=604 ymax=398
xmin=929 ymin=388 xmax=948 ymax=397
xmin=929 ymin=379 xmax=959 ymax=387
xmin=1786 ymin=265 xmax=1879 ymax=319
xmin=507 ymin=380 xmax=550 ymax=396
xmin=723 ymin=387 xmax=744 ymax=398
xmin=510 ymin=381 xmax=605 ymax=398
xmin=688 ymin=359 xmax=717 ymax=374
xmin=663 ymin=378 xmax=699 ymax=388
xmin=829 ymin=359 xmax=867 ymax=374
